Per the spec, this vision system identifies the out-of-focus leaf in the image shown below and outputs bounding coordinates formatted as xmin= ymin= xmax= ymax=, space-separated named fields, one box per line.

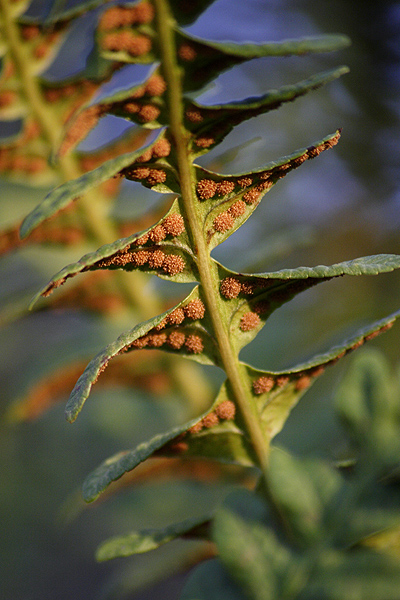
xmin=180 ymin=558 xmax=247 ymax=600
xmin=5 ymin=348 xmax=174 ymax=423
xmin=335 ymin=349 xmax=399 ymax=458
xmin=267 ymin=450 xmax=326 ymax=544
xmin=362 ymin=526 xmax=400 ymax=558
xmin=96 ymin=513 xmax=211 ymax=561
xmin=303 ymin=549 xmax=400 ymax=600
xmin=213 ymin=489 xmax=308 ymax=600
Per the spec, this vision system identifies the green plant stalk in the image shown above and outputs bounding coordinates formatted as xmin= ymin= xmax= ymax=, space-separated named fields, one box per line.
xmin=0 ymin=0 xmax=211 ymax=409
xmin=154 ymin=0 xmax=273 ymax=481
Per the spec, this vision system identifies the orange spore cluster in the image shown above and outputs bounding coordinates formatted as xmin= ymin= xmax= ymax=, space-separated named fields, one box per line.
xmin=138 ymin=104 xmax=160 ymax=123
xmin=147 ymin=169 xmax=167 ymax=185
xmin=147 ymin=249 xmax=165 ymax=268
xmin=135 ymin=232 xmax=150 ymax=245
xmin=149 ymin=224 xmax=166 ymax=243
xmin=167 ymin=330 xmax=186 ymax=349
xmin=255 ymin=180 xmax=273 ymax=192
xmin=237 ymin=177 xmax=253 ymax=188
xmin=189 ymin=399 xmax=236 ymax=435
xmin=162 ymin=254 xmax=186 ymax=275
xmin=123 ymin=139 xmax=173 ymax=182
xmin=253 ymin=376 xmax=275 ymax=395
xmin=196 ymin=179 xmax=217 ymax=200
xmin=202 ymin=412 xmax=219 ymax=428
xmin=185 ymin=109 xmax=203 ymax=122
xmin=162 ymin=214 xmax=185 ymax=236
xmin=215 ymin=400 xmax=236 ymax=420
xmin=276 ymin=375 xmax=290 ymax=387
xmin=241 ymin=281 xmax=256 ymax=295
xmin=178 ymin=43 xmax=197 ymax=61
xmin=213 ymin=211 xmax=235 ymax=233
xmin=135 ymin=1 xmax=155 ymax=23
xmin=167 ymin=308 xmax=185 ymax=325
xmin=294 ymin=375 xmax=311 ymax=390
xmin=129 ymin=166 xmax=150 ymax=179
xmin=98 ymin=2 xmax=154 ymax=31
xmin=0 ymin=91 xmax=17 ymax=107
xmin=220 ymin=277 xmax=241 ymax=299
xmin=124 ymin=101 xmax=140 ymax=114
xmin=184 ymin=334 xmax=204 ymax=354
xmin=152 ymin=138 xmax=171 ymax=158
xmin=216 ymin=180 xmax=235 ymax=196
xmin=242 ymin=189 xmax=260 ymax=204
xmin=33 ymin=42 xmax=50 ymax=59
xmin=147 ymin=332 xmax=167 ymax=347
xmin=21 ymin=24 xmax=40 ymax=40
xmin=145 ymin=74 xmax=167 ymax=96
xmin=195 ymin=136 xmax=215 ymax=148
xmin=240 ymin=312 xmax=260 ymax=332
xmin=183 ymin=299 xmax=205 ymax=320
xmin=229 ymin=200 xmax=247 ymax=218
xmin=42 ymin=278 xmax=66 ymax=298
xmin=101 ymin=31 xmax=152 ymax=57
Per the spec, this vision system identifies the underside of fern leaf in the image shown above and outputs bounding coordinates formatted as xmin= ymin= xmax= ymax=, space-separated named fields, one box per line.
xmin=13 ymin=0 xmax=400 ymax=573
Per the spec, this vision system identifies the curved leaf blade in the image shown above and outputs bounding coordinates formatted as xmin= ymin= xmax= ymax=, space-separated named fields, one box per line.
xmin=194 ymin=130 xmax=341 ymax=250
xmin=82 ymin=377 xmax=264 ymax=503
xmin=215 ymin=255 xmax=400 ymax=353
xmin=177 ymin=30 xmax=351 ymax=92
xmin=186 ymin=67 xmax=349 ymax=155
xmin=96 ymin=514 xmax=211 ymax=561
xmin=65 ymin=287 xmax=220 ymax=423
xmin=81 ymin=411 xmax=214 ymax=502
xmin=28 ymin=235 xmax=197 ymax=307
xmin=246 ymin=309 xmax=400 ymax=442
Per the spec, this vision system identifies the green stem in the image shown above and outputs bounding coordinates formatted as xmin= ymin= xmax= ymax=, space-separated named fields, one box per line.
xmin=154 ymin=0 xmax=271 ymax=480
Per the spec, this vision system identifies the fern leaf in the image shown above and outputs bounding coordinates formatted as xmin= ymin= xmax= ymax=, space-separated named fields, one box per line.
xmin=186 ymin=69 xmax=348 ymax=156
xmin=96 ymin=514 xmax=211 ymax=561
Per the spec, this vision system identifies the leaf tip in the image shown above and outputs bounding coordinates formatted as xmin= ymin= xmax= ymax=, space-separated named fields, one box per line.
xmin=19 ymin=215 xmax=35 ymax=240
xmin=64 ymin=408 xmax=77 ymax=424
xmin=28 ymin=292 xmax=42 ymax=311
xmin=335 ymin=34 xmax=352 ymax=49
